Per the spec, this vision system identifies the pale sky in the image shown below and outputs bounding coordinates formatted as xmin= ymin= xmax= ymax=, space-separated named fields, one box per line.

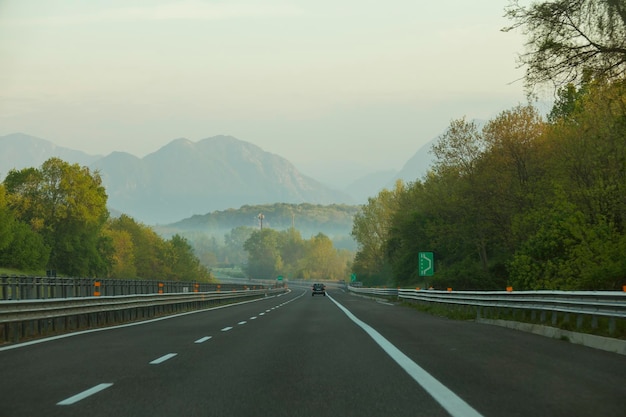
xmin=0 ymin=0 xmax=531 ymax=186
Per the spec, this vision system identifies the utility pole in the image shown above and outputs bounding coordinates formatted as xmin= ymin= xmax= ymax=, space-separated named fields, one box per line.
xmin=258 ymin=213 xmax=264 ymax=230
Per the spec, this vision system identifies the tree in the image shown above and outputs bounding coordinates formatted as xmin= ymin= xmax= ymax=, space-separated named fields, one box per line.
xmin=224 ymin=226 xmax=254 ymax=266
xmin=504 ymin=0 xmax=626 ymax=89
xmin=351 ymin=180 xmax=405 ymax=285
xmin=165 ymin=234 xmax=212 ymax=281
xmin=297 ymin=233 xmax=342 ymax=281
xmin=243 ymin=229 xmax=283 ymax=280
xmin=0 ymin=185 xmax=15 ymax=252
xmin=102 ymin=227 xmax=137 ymax=278
xmin=108 ymin=214 xmax=167 ymax=279
xmin=4 ymin=158 xmax=109 ymax=276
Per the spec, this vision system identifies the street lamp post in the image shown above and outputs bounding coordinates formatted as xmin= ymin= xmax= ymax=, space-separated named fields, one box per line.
xmin=258 ymin=213 xmax=264 ymax=229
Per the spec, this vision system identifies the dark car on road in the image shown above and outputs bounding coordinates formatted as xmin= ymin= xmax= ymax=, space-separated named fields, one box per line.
xmin=312 ymin=283 xmax=326 ymax=296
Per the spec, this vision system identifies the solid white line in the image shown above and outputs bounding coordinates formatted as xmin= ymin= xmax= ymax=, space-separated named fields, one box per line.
xmin=221 ymin=326 xmax=233 ymax=332
xmin=327 ymin=295 xmax=484 ymax=417
xmin=150 ymin=353 xmax=177 ymax=365
xmin=57 ymin=383 xmax=113 ymax=405
xmin=194 ymin=336 xmax=212 ymax=344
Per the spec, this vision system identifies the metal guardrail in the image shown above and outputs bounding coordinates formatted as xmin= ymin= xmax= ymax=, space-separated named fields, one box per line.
xmin=347 ymin=285 xmax=626 ymax=335
xmin=397 ymin=289 xmax=626 ymax=318
xmin=0 ymin=275 xmax=272 ymax=300
xmin=0 ymin=282 xmax=288 ymax=344
xmin=0 ymin=289 xmax=274 ymax=324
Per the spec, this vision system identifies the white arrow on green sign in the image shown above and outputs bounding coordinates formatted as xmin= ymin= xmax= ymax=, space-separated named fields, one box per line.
xmin=419 ymin=252 xmax=434 ymax=276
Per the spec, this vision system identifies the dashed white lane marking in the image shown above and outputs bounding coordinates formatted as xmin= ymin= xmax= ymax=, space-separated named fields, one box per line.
xmin=259 ymin=312 xmax=266 ymax=316
xmin=57 ymin=383 xmax=114 ymax=405
xmin=221 ymin=326 xmax=233 ymax=332
xmin=194 ymin=336 xmax=212 ymax=344
xmin=238 ymin=321 xmax=247 ymax=325
xmin=328 ymin=295 xmax=484 ymax=417
xmin=150 ymin=353 xmax=178 ymax=365
xmin=250 ymin=316 xmax=257 ymax=320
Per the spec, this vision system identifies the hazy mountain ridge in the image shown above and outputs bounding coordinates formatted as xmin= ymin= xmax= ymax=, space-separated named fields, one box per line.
xmin=0 ymin=133 xmax=103 ymax=177
xmin=0 ymin=132 xmax=437 ymax=225
xmin=0 ymin=133 xmax=356 ymax=224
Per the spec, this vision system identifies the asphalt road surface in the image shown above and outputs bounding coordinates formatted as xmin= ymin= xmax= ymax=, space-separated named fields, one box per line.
xmin=1 ymin=287 xmax=625 ymax=417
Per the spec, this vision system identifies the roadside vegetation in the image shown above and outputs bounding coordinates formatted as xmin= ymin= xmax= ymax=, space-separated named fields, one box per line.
xmin=0 ymin=158 xmax=212 ymax=282
xmin=351 ymin=1 xmax=626 ymax=290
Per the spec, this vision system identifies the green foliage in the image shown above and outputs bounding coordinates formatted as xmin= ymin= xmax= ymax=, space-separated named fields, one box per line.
xmin=3 ymin=158 xmax=108 ymax=276
xmin=0 ymin=220 xmax=49 ymax=270
xmin=351 ymin=181 xmax=405 ymax=286
xmin=1 ymin=159 xmax=212 ymax=282
xmin=165 ymin=234 xmax=212 ymax=282
xmin=243 ymin=229 xmax=284 ymax=280
xmin=243 ymin=228 xmax=352 ymax=281
xmin=353 ymin=79 xmax=626 ymax=291
xmin=4 ymin=158 xmax=106 ymax=274
xmin=106 ymin=215 xmax=212 ymax=281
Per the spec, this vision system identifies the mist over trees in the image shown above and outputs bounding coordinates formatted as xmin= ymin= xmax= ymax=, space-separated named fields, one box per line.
xmin=243 ymin=227 xmax=353 ymax=281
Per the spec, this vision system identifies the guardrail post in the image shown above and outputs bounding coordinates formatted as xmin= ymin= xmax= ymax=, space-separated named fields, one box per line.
xmin=609 ymin=317 xmax=616 ymax=335
xmin=0 ymin=276 xmax=5 ymax=300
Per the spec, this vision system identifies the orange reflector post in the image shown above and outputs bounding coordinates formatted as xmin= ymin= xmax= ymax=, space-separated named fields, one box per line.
xmin=447 ymin=288 xmax=452 ymax=292
xmin=158 ymin=282 xmax=164 ymax=294
xmin=94 ymin=281 xmax=101 ymax=297
xmin=623 ymin=285 xmax=626 ymax=292
xmin=506 ymin=286 xmax=513 ymax=292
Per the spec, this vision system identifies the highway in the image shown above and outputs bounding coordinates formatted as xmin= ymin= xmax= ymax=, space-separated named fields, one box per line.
xmin=1 ymin=286 xmax=625 ymax=417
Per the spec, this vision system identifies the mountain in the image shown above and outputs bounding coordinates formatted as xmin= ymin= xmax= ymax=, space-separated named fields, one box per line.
xmin=0 ymin=132 xmax=439 ymax=224
xmin=0 ymin=133 xmax=353 ymax=224
xmin=392 ymin=136 xmax=437 ymax=185
xmin=342 ymin=136 xmax=438 ymax=201
xmin=0 ymin=133 xmax=102 ymax=178
xmin=343 ymin=170 xmax=398 ymax=203
xmin=93 ymin=136 xmax=354 ymax=224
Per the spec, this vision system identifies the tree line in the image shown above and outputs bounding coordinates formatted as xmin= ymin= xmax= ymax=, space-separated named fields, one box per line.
xmin=243 ymin=227 xmax=353 ymax=281
xmin=0 ymin=157 xmax=212 ymax=282
xmin=351 ymin=0 xmax=626 ymax=291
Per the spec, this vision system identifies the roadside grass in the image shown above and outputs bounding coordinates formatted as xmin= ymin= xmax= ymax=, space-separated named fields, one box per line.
xmin=0 ymin=267 xmax=47 ymax=276
xmin=400 ymin=299 xmax=626 ymax=340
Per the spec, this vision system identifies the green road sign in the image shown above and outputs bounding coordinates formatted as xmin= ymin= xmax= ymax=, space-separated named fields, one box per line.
xmin=350 ymin=273 xmax=357 ymax=282
xmin=419 ymin=252 xmax=434 ymax=276
xmin=277 ymin=275 xmax=283 ymax=281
